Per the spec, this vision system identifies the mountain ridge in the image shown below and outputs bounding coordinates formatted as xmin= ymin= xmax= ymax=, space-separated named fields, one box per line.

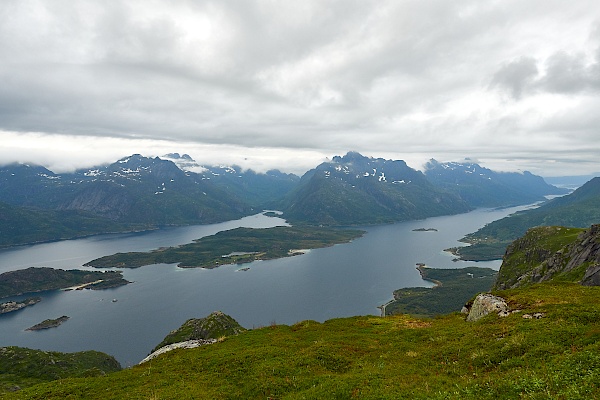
xmin=281 ymin=152 xmax=472 ymax=225
xmin=424 ymin=158 xmax=567 ymax=207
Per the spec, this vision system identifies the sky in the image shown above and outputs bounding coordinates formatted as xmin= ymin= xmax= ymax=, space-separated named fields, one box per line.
xmin=1 ymin=0 xmax=600 ymax=177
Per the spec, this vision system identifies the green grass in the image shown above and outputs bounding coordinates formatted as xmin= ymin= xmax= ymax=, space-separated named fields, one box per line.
xmin=85 ymin=226 xmax=364 ymax=269
xmin=5 ymin=282 xmax=600 ymax=399
xmin=0 ymin=347 xmax=121 ymax=393
xmin=152 ymin=311 xmax=246 ymax=352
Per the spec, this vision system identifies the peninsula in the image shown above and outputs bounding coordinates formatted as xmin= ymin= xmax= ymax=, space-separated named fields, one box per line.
xmin=383 ymin=265 xmax=498 ymax=317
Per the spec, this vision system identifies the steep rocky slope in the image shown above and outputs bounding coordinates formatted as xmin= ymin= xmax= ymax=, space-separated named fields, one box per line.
xmin=494 ymin=224 xmax=600 ymax=289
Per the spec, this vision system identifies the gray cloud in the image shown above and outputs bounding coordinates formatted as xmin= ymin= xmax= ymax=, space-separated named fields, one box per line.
xmin=0 ymin=0 xmax=600 ymax=177
xmin=491 ymin=57 xmax=539 ymax=99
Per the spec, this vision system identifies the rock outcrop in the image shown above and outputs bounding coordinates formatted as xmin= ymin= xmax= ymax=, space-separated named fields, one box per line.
xmin=139 ymin=339 xmax=217 ymax=364
xmin=151 ymin=311 xmax=246 ymax=353
xmin=465 ymin=294 xmax=508 ymax=322
xmin=494 ymin=225 xmax=600 ymax=290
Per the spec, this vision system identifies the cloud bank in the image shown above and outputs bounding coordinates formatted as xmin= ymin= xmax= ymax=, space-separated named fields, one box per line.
xmin=1 ymin=0 xmax=599 ymax=176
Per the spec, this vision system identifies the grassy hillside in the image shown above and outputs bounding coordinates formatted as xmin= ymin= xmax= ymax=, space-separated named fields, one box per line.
xmin=0 ymin=347 xmax=121 ymax=393
xmin=5 ymin=282 xmax=600 ymax=399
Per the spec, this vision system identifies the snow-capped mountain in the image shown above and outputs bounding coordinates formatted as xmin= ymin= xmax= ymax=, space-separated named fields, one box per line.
xmin=0 ymin=155 xmax=250 ymax=224
xmin=163 ymin=153 xmax=300 ymax=207
xmin=424 ymin=159 xmax=567 ymax=207
xmin=281 ymin=152 xmax=471 ymax=225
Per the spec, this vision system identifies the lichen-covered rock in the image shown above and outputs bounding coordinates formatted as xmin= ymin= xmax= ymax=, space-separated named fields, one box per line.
xmin=466 ymin=294 xmax=508 ymax=322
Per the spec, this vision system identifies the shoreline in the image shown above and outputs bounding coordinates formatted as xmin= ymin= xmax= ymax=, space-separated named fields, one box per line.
xmin=416 ymin=264 xmax=443 ymax=288
xmin=379 ymin=263 xmax=441 ymax=317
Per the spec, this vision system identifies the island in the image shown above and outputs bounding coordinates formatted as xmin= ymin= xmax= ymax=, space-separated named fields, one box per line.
xmin=85 ymin=226 xmax=365 ymax=269
xmin=0 ymin=267 xmax=130 ymax=299
xmin=381 ymin=265 xmax=498 ymax=317
xmin=0 ymin=297 xmax=41 ymax=314
xmin=412 ymin=228 xmax=438 ymax=232
xmin=26 ymin=316 xmax=69 ymax=331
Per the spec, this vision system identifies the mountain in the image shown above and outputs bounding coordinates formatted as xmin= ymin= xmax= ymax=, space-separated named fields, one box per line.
xmin=281 ymin=152 xmax=471 ymax=225
xmin=0 ymin=201 xmax=139 ymax=247
xmin=163 ymin=154 xmax=299 ymax=208
xmin=61 ymin=154 xmax=251 ymax=224
xmin=494 ymin=224 xmax=600 ymax=290
xmin=1 ymin=155 xmax=252 ymax=223
xmin=424 ymin=159 xmax=567 ymax=207
xmin=0 ymin=163 xmax=66 ymax=208
xmin=465 ymin=177 xmax=600 ymax=245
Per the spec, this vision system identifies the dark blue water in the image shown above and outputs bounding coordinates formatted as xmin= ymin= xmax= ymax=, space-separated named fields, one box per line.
xmin=0 ymin=207 xmax=531 ymax=366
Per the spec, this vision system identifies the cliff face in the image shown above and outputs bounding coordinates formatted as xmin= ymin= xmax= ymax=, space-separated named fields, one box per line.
xmin=494 ymin=225 xmax=600 ymax=290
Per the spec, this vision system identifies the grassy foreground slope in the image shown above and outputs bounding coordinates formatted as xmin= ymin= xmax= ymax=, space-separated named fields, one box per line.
xmin=7 ymin=283 xmax=600 ymax=399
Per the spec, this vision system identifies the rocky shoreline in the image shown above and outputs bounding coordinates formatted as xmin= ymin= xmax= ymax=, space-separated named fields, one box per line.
xmin=0 ymin=298 xmax=41 ymax=315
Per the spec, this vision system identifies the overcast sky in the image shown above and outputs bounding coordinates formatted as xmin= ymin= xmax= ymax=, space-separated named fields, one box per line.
xmin=1 ymin=0 xmax=600 ymax=176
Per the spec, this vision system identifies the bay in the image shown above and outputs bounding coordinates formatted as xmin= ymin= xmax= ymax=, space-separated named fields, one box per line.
xmin=0 ymin=206 xmax=532 ymax=366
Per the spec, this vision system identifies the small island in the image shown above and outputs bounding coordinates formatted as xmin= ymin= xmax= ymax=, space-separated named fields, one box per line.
xmin=26 ymin=316 xmax=70 ymax=331
xmin=412 ymin=228 xmax=438 ymax=232
xmin=0 ymin=267 xmax=130 ymax=299
xmin=85 ymin=226 xmax=365 ymax=269
xmin=0 ymin=297 xmax=41 ymax=314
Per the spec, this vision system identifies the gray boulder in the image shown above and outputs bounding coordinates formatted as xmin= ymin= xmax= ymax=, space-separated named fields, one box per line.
xmin=466 ymin=294 xmax=508 ymax=322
